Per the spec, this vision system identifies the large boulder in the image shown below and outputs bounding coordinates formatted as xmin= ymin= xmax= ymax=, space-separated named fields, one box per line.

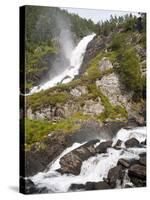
xmin=128 ymin=164 xmax=146 ymax=187
xmin=69 ymin=183 xmax=85 ymax=191
xmin=69 ymin=181 xmax=111 ymax=191
xmin=94 ymin=181 xmax=111 ymax=190
xmin=128 ymin=164 xmax=146 ymax=180
xmin=96 ymin=140 xmax=112 ymax=154
xmin=59 ymin=139 xmax=99 ymax=175
xmin=107 ymin=165 xmax=124 ymax=188
xmin=139 ymin=153 xmax=146 ymax=166
xmin=125 ymin=138 xmax=140 ymax=148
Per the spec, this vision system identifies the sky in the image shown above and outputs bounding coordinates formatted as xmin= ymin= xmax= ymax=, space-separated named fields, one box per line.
xmin=62 ymin=7 xmax=139 ymax=23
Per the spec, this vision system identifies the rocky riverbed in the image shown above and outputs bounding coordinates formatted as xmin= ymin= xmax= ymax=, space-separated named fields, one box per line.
xmin=23 ymin=125 xmax=146 ymax=194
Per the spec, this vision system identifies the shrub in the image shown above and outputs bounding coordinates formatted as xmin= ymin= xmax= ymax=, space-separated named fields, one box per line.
xmin=118 ymin=47 xmax=142 ymax=98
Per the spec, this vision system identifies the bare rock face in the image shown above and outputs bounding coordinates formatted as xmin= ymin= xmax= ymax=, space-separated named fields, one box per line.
xmin=59 ymin=139 xmax=99 ymax=175
xmin=96 ymin=72 xmax=132 ymax=110
xmin=83 ymin=98 xmax=105 ymax=116
xmin=26 ymin=106 xmax=65 ymax=121
xmin=99 ymin=57 xmax=113 ymax=73
xmin=70 ymin=86 xmax=88 ymax=97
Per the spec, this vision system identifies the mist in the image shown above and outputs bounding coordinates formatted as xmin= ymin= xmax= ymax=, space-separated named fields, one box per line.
xmin=35 ymin=8 xmax=75 ymax=82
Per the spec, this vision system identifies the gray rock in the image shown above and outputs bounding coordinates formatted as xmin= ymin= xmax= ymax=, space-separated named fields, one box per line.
xmin=99 ymin=57 xmax=113 ymax=73
xmin=113 ymin=139 xmax=123 ymax=150
xmin=96 ymin=72 xmax=132 ymax=109
xmin=117 ymin=158 xmax=130 ymax=168
xmin=70 ymin=86 xmax=88 ymax=97
xmin=139 ymin=153 xmax=146 ymax=166
xmin=59 ymin=139 xmax=99 ymax=175
xmin=96 ymin=140 xmax=112 ymax=154
xmin=83 ymin=98 xmax=105 ymax=116
xmin=125 ymin=138 xmax=140 ymax=148
xmin=107 ymin=165 xmax=124 ymax=188
xmin=128 ymin=164 xmax=146 ymax=180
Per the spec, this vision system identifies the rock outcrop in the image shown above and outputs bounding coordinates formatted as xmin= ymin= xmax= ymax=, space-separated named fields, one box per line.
xmin=98 ymin=57 xmax=113 ymax=73
xmin=96 ymin=72 xmax=132 ymax=109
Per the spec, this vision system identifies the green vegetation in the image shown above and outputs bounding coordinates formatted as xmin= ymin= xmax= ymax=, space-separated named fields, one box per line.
xmin=108 ymin=31 xmax=145 ymax=99
xmin=118 ymin=48 xmax=143 ymax=98
xmin=26 ymin=90 xmax=70 ymax=111
xmin=25 ymin=112 xmax=91 ymax=145
xmin=25 ymin=42 xmax=57 ymax=90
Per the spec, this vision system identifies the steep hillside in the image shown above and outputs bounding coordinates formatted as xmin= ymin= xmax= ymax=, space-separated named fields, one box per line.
xmin=24 ymin=11 xmax=146 ymax=178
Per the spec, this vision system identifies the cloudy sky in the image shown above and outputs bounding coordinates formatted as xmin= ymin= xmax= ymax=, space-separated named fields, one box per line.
xmin=62 ymin=7 xmax=139 ymax=23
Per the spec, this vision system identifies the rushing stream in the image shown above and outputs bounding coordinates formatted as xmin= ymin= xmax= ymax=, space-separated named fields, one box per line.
xmin=29 ymin=33 xmax=95 ymax=94
xmin=30 ymin=126 xmax=146 ymax=193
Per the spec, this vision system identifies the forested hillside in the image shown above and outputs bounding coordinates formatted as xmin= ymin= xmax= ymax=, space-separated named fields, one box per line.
xmin=23 ymin=7 xmax=146 ymax=189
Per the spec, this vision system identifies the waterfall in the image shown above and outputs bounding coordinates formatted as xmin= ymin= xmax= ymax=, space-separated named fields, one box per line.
xmin=30 ymin=126 xmax=146 ymax=193
xmin=29 ymin=33 xmax=95 ymax=94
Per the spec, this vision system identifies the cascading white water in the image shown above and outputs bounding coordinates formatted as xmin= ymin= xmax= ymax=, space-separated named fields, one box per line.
xmin=29 ymin=33 xmax=96 ymax=94
xmin=30 ymin=126 xmax=146 ymax=193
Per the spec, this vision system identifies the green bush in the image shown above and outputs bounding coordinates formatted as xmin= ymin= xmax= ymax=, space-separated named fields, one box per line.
xmin=118 ymin=47 xmax=142 ymax=98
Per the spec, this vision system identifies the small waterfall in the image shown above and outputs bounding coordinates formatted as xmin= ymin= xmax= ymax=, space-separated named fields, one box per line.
xmin=29 ymin=33 xmax=95 ymax=94
xmin=30 ymin=126 xmax=146 ymax=193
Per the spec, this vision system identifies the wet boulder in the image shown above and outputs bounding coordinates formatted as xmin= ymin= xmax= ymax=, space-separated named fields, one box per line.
xmin=20 ymin=177 xmax=48 ymax=194
xmin=69 ymin=183 xmax=85 ymax=191
xmin=94 ymin=181 xmax=111 ymax=190
xmin=125 ymin=138 xmax=140 ymax=148
xmin=128 ymin=164 xmax=146 ymax=180
xmin=128 ymin=164 xmax=146 ymax=187
xmin=107 ymin=165 xmax=124 ymax=188
xmin=70 ymin=181 xmax=111 ymax=191
xmin=117 ymin=158 xmax=130 ymax=168
xmin=141 ymin=139 xmax=146 ymax=145
xmin=85 ymin=182 xmax=95 ymax=190
xmin=117 ymin=158 xmax=139 ymax=168
xmin=113 ymin=139 xmax=123 ymax=150
xmin=139 ymin=153 xmax=146 ymax=166
xmin=96 ymin=140 xmax=113 ymax=154
xmin=59 ymin=139 xmax=99 ymax=175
